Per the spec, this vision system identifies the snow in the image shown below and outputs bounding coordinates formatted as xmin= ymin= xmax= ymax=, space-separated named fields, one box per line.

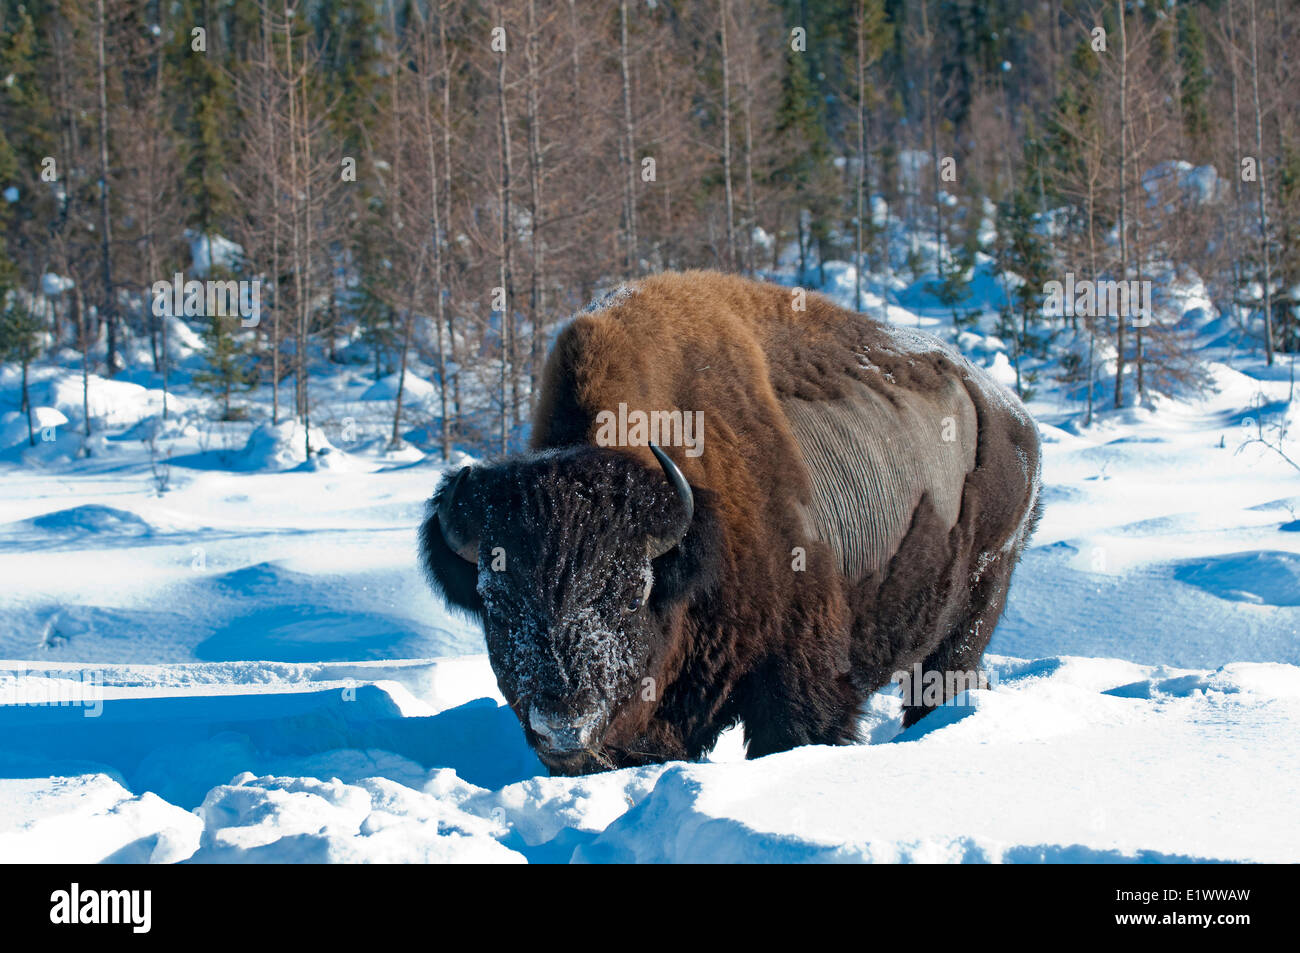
xmin=1 ymin=652 xmax=1295 ymax=862
xmin=40 ymin=273 xmax=73 ymax=296
xmin=192 ymin=772 xmax=523 ymax=863
xmin=1 ymin=233 xmax=1298 ymax=863
xmin=185 ymin=231 xmax=244 ymax=278
xmin=237 ymin=419 xmax=345 ymax=472
xmin=1142 ymin=160 xmax=1226 ymax=207
xmin=28 ymin=372 xmax=161 ymax=427
xmin=0 ymin=774 xmax=202 ymax=864
xmin=0 ymin=407 xmax=66 ymax=447
xmin=1173 ymin=551 xmax=1300 ymax=606
xmin=579 ymin=284 xmax=634 ymax=315
xmin=359 ymin=371 xmax=436 ymax=404
xmin=581 ymin=657 xmax=1300 ymax=863
xmin=147 ymin=312 xmax=208 ymax=362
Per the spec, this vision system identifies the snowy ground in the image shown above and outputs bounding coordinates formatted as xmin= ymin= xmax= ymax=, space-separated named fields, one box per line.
xmin=1 ymin=263 xmax=1297 ymax=863
xmin=3 ymin=653 xmax=1297 ymax=863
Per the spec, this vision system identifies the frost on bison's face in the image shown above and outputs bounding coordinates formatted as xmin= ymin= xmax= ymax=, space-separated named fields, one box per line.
xmin=420 ymin=444 xmax=719 ymax=776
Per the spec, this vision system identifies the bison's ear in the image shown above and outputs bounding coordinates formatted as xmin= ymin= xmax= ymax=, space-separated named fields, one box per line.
xmin=419 ymin=469 xmax=483 ymax=619
xmin=649 ymin=487 xmax=725 ymax=611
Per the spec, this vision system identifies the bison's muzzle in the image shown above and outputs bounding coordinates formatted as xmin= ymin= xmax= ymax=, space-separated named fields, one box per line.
xmin=528 ymin=704 xmax=602 ymax=752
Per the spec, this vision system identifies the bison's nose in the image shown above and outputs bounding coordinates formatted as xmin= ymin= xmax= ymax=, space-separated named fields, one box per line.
xmin=529 ymin=705 xmax=600 ymax=752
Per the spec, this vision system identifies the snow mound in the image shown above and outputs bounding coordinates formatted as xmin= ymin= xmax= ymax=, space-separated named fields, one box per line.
xmin=238 ymin=420 xmax=342 ymax=471
xmin=165 ymin=313 xmax=207 ymax=356
xmin=21 ymin=372 xmax=182 ymax=433
xmin=360 ymin=371 xmax=436 ymax=404
xmin=191 ymin=772 xmax=521 ymax=863
xmin=30 ymin=373 xmax=155 ymax=427
xmin=40 ymin=273 xmax=74 ymax=296
xmin=117 ymin=410 xmax=200 ymax=443
xmin=130 ymin=314 xmax=206 ymax=363
xmin=1104 ymin=661 xmax=1300 ymax=700
xmin=294 ymin=445 xmax=362 ymax=473
xmin=1173 ymin=551 xmax=1300 ymax=606
xmin=0 ymin=774 xmax=200 ymax=863
xmin=24 ymin=504 xmax=153 ymax=538
xmin=0 ymin=407 xmax=67 ymax=447
xmin=1142 ymin=161 xmax=1225 ymax=207
xmin=186 ymin=231 xmax=244 ymax=277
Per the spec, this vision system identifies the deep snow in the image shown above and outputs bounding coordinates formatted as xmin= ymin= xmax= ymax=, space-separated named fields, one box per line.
xmin=1 ymin=256 xmax=1297 ymax=863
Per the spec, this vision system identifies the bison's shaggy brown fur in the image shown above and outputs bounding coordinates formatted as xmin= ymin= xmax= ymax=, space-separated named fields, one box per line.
xmin=422 ymin=271 xmax=1041 ymax=774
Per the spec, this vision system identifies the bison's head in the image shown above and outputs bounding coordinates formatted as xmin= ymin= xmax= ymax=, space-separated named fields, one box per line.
xmin=419 ymin=445 xmax=722 ymax=775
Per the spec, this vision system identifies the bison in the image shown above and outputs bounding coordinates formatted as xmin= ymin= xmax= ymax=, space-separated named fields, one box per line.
xmin=421 ymin=271 xmax=1041 ymax=775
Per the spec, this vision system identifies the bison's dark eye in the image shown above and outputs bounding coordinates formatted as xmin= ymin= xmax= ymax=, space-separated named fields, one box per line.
xmin=625 ymin=572 xmax=653 ymax=614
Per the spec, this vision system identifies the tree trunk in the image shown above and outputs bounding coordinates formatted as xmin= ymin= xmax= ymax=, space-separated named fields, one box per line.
xmin=388 ymin=3 xmax=407 ymax=451
xmin=719 ymin=0 xmax=735 ymax=269
xmin=1086 ymin=172 xmax=1099 ymax=427
xmin=286 ymin=14 xmax=303 ymax=427
xmin=1227 ymin=0 xmax=1245 ymax=334
xmin=22 ymin=359 xmax=34 ymax=446
xmin=74 ymin=280 xmax=91 ymax=440
xmin=264 ymin=1 xmax=281 ymax=425
xmin=1115 ymin=0 xmax=1129 ymax=408
xmin=415 ymin=6 xmax=452 ymax=462
xmin=440 ymin=10 xmax=460 ymax=442
xmin=855 ymin=0 xmax=866 ymax=312
xmin=496 ymin=0 xmax=516 ymax=453
xmin=919 ymin=0 xmax=943 ymax=273
xmin=1134 ymin=224 xmax=1146 ymax=399
xmin=619 ymin=0 xmax=638 ymax=273
xmin=740 ymin=50 xmax=756 ymax=275
xmin=301 ymin=37 xmax=314 ymax=459
xmin=568 ymin=0 xmax=581 ymax=106
xmin=526 ymin=0 xmax=546 ymax=417
xmin=1248 ymin=0 xmax=1275 ymax=365
xmin=95 ymin=0 xmax=117 ymax=377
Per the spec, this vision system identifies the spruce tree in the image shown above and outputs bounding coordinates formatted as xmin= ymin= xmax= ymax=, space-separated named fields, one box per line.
xmin=1177 ymin=4 xmax=1211 ymax=155
xmin=170 ymin=0 xmax=236 ymax=256
xmin=193 ymin=264 xmax=258 ymax=421
xmin=772 ymin=42 xmax=834 ymax=284
xmin=0 ymin=301 xmax=42 ymax=445
xmin=996 ymin=172 xmax=1051 ymax=400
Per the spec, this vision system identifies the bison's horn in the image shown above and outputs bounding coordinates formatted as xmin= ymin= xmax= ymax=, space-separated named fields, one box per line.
xmin=649 ymin=442 xmax=694 ymax=558
xmin=437 ymin=466 xmax=480 ymax=563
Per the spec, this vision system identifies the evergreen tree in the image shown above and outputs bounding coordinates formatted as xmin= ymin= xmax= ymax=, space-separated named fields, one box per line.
xmin=1177 ymin=4 xmax=1211 ymax=154
xmin=1275 ymin=145 xmax=1300 ymax=354
xmin=0 ymin=1 xmax=58 ymax=287
xmin=193 ymin=265 xmax=258 ymax=420
xmin=0 ymin=2 xmax=58 ymax=171
xmin=0 ymin=125 xmax=20 ymax=294
xmin=995 ymin=172 xmax=1051 ymax=399
xmin=772 ymin=41 xmax=835 ymax=283
xmin=0 ymin=300 xmax=42 ymax=445
xmin=312 ymin=0 xmax=382 ymax=146
xmin=170 ymin=0 xmax=236 ymax=249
